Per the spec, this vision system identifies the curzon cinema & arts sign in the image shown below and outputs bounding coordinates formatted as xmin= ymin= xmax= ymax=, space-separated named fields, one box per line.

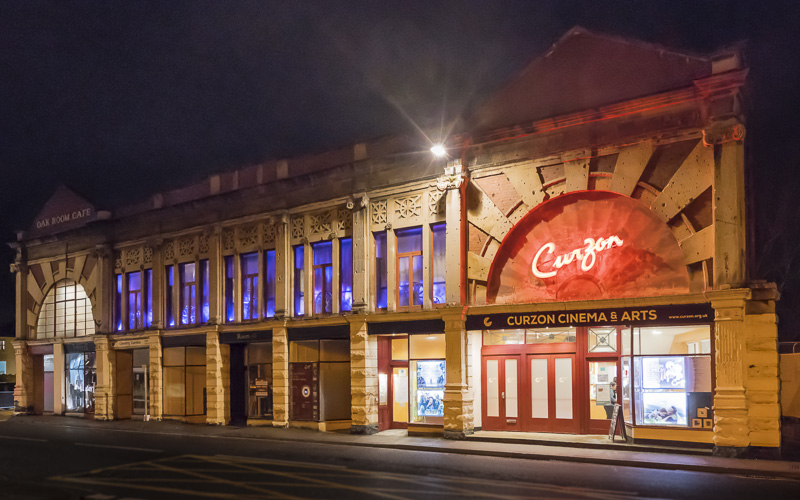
xmin=466 ymin=303 xmax=714 ymax=331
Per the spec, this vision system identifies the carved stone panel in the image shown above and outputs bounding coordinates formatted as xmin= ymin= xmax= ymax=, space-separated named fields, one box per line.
xmin=179 ymin=237 xmax=195 ymax=257
xmin=262 ymin=222 xmax=276 ymax=245
xmin=198 ymin=235 xmax=209 ymax=254
xmin=239 ymin=225 xmax=258 ymax=247
xmin=309 ymin=212 xmax=332 ymax=235
xmin=371 ymin=200 xmax=387 ymax=226
xmin=143 ymin=246 xmax=153 ymax=264
xmin=222 ymin=230 xmax=235 ymax=251
xmin=291 ymin=216 xmax=305 ymax=240
xmin=337 ymin=209 xmax=352 ymax=232
xmin=125 ymin=248 xmax=141 ymax=267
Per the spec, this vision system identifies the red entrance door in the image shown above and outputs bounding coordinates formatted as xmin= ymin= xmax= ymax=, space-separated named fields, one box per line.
xmin=482 ymin=355 xmax=521 ymax=431
xmin=524 ymin=354 xmax=579 ymax=433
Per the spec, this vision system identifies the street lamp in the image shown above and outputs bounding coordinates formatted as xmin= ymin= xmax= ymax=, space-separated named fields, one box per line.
xmin=430 ymin=144 xmax=446 ymax=157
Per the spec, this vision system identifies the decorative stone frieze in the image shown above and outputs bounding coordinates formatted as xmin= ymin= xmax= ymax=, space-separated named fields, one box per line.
xmin=394 ymin=195 xmax=422 ymax=219
xmin=371 ymin=200 xmax=387 ymax=225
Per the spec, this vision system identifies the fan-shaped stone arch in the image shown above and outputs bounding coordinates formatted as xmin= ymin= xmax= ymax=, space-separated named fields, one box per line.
xmin=25 ymin=253 xmax=99 ymax=338
xmin=467 ymin=138 xmax=716 ymax=304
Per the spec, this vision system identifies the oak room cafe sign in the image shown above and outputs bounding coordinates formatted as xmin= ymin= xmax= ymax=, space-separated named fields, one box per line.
xmin=28 ymin=186 xmax=98 ymax=237
xmin=466 ymin=303 xmax=714 ymax=331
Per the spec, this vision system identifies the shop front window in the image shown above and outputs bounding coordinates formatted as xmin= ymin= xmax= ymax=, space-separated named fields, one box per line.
xmin=397 ymin=227 xmax=423 ymax=308
xmin=626 ymin=325 xmax=712 ymax=427
xmin=247 ymin=343 xmax=273 ymax=419
xmin=431 ymin=223 xmax=446 ymax=304
xmin=375 ymin=232 xmax=387 ymax=309
xmin=340 ymin=238 xmax=353 ymax=312
xmin=241 ymin=253 xmax=259 ymax=321
xmin=312 ymin=241 xmax=333 ymax=315
xmin=163 ymin=346 xmax=206 ymax=416
xmin=409 ymin=334 xmax=446 ymax=424
xmin=66 ymin=351 xmax=96 ymax=413
xmin=289 ymin=338 xmax=350 ymax=421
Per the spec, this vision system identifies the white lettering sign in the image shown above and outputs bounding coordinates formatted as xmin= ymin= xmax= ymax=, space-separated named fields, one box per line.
xmin=34 ymin=208 xmax=93 ymax=230
xmin=531 ymin=235 xmax=624 ymax=279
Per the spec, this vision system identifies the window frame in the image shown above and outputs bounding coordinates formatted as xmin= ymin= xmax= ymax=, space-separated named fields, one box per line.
xmin=395 ymin=227 xmax=423 ymax=311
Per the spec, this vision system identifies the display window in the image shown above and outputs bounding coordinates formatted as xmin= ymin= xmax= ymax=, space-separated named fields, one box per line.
xmin=409 ymin=334 xmax=446 ymax=424
xmin=65 ymin=351 xmax=96 ymax=413
xmin=621 ymin=325 xmax=713 ymax=428
xmin=247 ymin=343 xmax=273 ymax=419
xmin=163 ymin=346 xmax=206 ymax=416
xmin=288 ymin=338 xmax=350 ymax=421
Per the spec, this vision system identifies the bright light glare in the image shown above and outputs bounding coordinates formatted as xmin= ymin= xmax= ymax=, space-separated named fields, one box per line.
xmin=430 ymin=144 xmax=446 ymax=157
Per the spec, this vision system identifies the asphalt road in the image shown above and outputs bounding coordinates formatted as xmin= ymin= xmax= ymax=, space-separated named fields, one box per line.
xmin=0 ymin=417 xmax=797 ymax=500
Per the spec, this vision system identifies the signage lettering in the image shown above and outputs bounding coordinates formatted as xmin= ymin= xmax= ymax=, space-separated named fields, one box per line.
xmin=532 ymin=235 xmax=624 ymax=279
xmin=34 ymin=208 xmax=93 ymax=230
xmin=466 ymin=303 xmax=714 ymax=331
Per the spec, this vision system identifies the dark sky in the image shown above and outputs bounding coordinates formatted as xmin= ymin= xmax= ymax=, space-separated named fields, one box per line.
xmin=1 ymin=1 xmax=799 ymax=338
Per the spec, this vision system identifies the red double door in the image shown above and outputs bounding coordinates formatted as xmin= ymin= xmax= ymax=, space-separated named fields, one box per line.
xmin=482 ymin=353 xmax=579 ymax=433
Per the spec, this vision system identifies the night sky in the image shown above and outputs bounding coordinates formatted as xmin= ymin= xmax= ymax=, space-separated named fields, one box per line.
xmin=1 ymin=1 xmax=798 ymax=339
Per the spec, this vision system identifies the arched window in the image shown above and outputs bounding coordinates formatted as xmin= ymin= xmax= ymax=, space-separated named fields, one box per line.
xmin=36 ymin=279 xmax=95 ymax=339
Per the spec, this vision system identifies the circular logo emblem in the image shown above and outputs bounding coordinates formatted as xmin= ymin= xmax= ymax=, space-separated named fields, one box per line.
xmin=301 ymin=385 xmax=311 ymax=398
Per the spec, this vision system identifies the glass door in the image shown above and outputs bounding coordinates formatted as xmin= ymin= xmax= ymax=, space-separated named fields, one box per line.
xmin=524 ymin=354 xmax=578 ymax=433
xmin=482 ymin=355 xmax=520 ymax=431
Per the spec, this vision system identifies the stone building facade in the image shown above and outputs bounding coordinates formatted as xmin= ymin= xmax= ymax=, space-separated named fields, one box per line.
xmin=10 ymin=28 xmax=781 ymax=457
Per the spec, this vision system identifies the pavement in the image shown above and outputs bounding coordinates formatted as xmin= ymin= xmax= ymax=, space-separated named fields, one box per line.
xmin=6 ymin=413 xmax=800 ymax=482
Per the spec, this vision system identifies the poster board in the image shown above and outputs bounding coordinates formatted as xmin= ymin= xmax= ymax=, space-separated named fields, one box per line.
xmin=608 ymin=404 xmax=627 ymax=442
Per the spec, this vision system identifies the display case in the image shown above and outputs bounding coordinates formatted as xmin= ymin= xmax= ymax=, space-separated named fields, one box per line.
xmin=635 ymin=356 xmax=688 ymax=426
xmin=410 ymin=359 xmax=445 ymax=422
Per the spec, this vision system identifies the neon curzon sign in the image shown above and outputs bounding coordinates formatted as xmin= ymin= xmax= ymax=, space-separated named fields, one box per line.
xmin=531 ymin=236 xmax=624 ymax=279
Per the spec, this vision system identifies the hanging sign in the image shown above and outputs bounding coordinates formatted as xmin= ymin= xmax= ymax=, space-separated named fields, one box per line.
xmin=466 ymin=303 xmax=713 ymax=331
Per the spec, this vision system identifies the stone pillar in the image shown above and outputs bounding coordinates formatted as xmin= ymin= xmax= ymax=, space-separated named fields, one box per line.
xmin=208 ymin=230 xmax=222 ymax=324
xmin=351 ymin=196 xmax=369 ymax=313
xmin=151 ymin=242 xmax=164 ymax=329
xmin=93 ymin=245 xmax=115 ymax=334
xmin=708 ymin=289 xmax=751 ymax=456
xmin=442 ymin=307 xmax=474 ymax=439
xmin=52 ymin=342 xmax=65 ymax=415
xmin=713 ymin=132 xmax=747 ymax=288
xmin=148 ymin=331 xmax=163 ymax=420
xmin=275 ymin=215 xmax=291 ymax=318
xmin=350 ymin=316 xmax=377 ymax=434
xmin=272 ymin=324 xmax=290 ymax=427
xmin=13 ymin=341 xmax=33 ymax=414
xmin=437 ymin=161 xmax=467 ymax=306
xmin=206 ymin=330 xmax=230 ymax=425
xmin=94 ymin=335 xmax=115 ymax=420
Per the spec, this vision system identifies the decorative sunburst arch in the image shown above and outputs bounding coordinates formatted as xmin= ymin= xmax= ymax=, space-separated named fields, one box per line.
xmin=467 ymin=138 xmax=715 ymax=305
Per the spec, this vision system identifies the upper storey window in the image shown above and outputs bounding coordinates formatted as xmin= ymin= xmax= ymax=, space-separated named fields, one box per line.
xmin=397 ymin=227 xmax=423 ymax=308
xmin=312 ymin=241 xmax=333 ymax=315
xmin=178 ymin=260 xmax=209 ymax=326
xmin=36 ymin=279 xmax=95 ymax=339
xmin=115 ymin=270 xmax=153 ymax=331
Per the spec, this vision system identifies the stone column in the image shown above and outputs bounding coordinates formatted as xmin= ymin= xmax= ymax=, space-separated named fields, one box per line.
xmin=437 ymin=161 xmax=467 ymax=306
xmin=206 ymin=330 xmax=230 ymax=425
xmin=272 ymin=324 xmax=290 ymax=427
xmin=351 ymin=196 xmax=369 ymax=313
xmin=93 ymin=334 xmax=115 ymax=420
xmin=707 ymin=289 xmax=751 ymax=456
xmin=274 ymin=215 xmax=291 ymax=318
xmin=151 ymin=242 xmax=164 ymax=329
xmin=93 ymin=244 xmax=115 ymax=334
xmin=13 ymin=341 xmax=33 ymax=414
xmin=208 ymin=230 xmax=222 ymax=325
xmin=52 ymin=342 xmax=65 ymax=415
xmin=442 ymin=307 xmax=473 ymax=439
xmin=350 ymin=316 xmax=377 ymax=434
xmin=148 ymin=331 xmax=163 ymax=420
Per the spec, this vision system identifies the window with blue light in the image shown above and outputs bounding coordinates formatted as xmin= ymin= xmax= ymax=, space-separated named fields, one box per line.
xmin=340 ymin=238 xmax=352 ymax=312
xmin=128 ymin=271 xmax=142 ymax=329
xmin=312 ymin=241 xmax=333 ymax=315
xmin=431 ymin=224 xmax=446 ymax=305
xmin=375 ymin=232 xmax=387 ymax=309
xmin=397 ymin=227 xmax=423 ymax=308
xmin=264 ymin=250 xmax=276 ymax=318
xmin=179 ymin=262 xmax=196 ymax=326
xmin=115 ymin=274 xmax=123 ymax=331
xmin=294 ymin=245 xmax=305 ymax=317
xmin=242 ymin=253 xmax=259 ymax=320
xmin=166 ymin=265 xmax=175 ymax=327
xmin=200 ymin=261 xmax=209 ymax=323
xmin=225 ymin=256 xmax=235 ymax=322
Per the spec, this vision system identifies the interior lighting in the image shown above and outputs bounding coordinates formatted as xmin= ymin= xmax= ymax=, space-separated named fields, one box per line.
xmin=430 ymin=144 xmax=446 ymax=157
